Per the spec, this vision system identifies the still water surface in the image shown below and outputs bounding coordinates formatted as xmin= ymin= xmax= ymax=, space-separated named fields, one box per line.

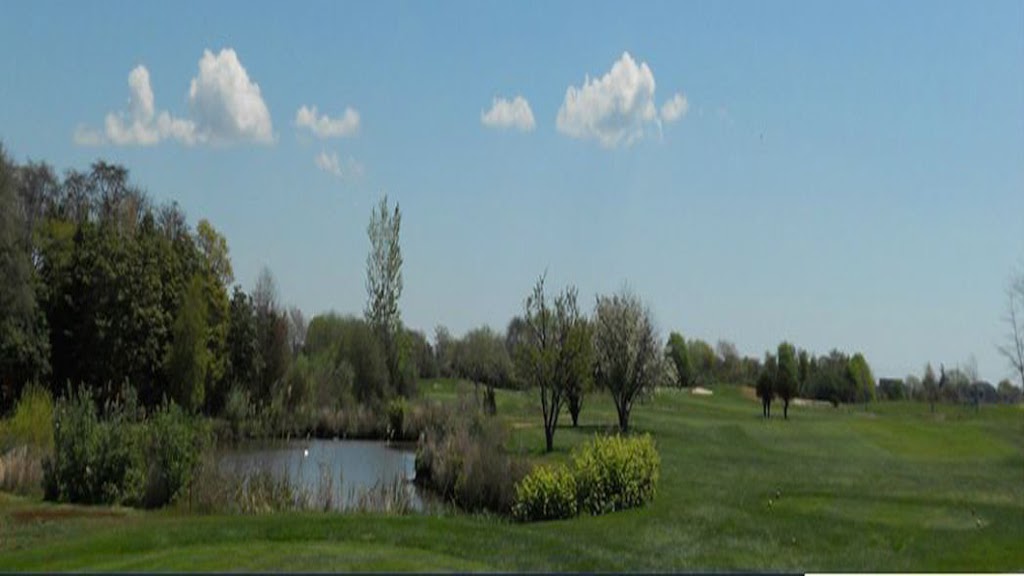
xmin=216 ymin=439 xmax=423 ymax=511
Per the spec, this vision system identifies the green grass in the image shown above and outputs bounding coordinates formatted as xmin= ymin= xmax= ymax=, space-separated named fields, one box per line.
xmin=1 ymin=381 xmax=1022 ymax=571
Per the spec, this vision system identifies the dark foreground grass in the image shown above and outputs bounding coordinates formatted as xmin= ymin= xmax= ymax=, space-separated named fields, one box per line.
xmin=1 ymin=382 xmax=1021 ymax=571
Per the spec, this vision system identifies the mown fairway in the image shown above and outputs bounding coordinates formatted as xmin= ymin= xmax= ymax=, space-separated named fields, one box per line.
xmin=1 ymin=381 xmax=1022 ymax=571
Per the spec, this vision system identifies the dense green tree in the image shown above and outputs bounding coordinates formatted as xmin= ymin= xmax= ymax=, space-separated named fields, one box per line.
xmin=193 ymin=219 xmax=232 ymax=413
xmin=14 ymin=160 xmax=61 ymax=264
xmin=339 ymin=318 xmax=389 ymax=404
xmin=433 ymin=325 xmax=457 ymax=378
xmin=0 ymin=144 xmax=50 ymax=409
xmin=305 ymin=312 xmax=389 ymax=405
xmin=225 ymin=287 xmax=261 ymax=404
xmin=458 ymin=326 xmax=513 ymax=414
xmin=687 ymin=338 xmax=716 ymax=386
xmin=252 ymin=267 xmax=290 ymax=406
xmin=878 ymin=378 xmax=907 ymax=401
xmin=715 ymin=340 xmax=743 ymax=384
xmin=776 ymin=342 xmax=798 ymax=419
xmin=665 ymin=332 xmax=693 ymax=388
xmin=996 ymin=379 xmax=1021 ymax=404
xmin=592 ymin=287 xmax=663 ymax=433
xmin=165 ymin=276 xmax=209 ymax=411
xmin=406 ymin=329 xmax=437 ymax=379
xmin=797 ymin=349 xmax=811 ymax=390
xmin=848 ymin=353 xmax=876 ymax=403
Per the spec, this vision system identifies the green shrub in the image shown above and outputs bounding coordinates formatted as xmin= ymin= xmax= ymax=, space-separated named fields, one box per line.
xmin=142 ymin=402 xmax=209 ymax=508
xmin=510 ymin=433 xmax=661 ymax=522
xmin=43 ymin=388 xmax=207 ymax=509
xmin=572 ymin=434 xmax=660 ymax=515
xmin=386 ymin=397 xmax=407 ymax=440
xmin=223 ymin=385 xmax=252 ymax=439
xmin=512 ymin=465 xmax=578 ymax=521
xmin=43 ymin=387 xmax=100 ymax=503
xmin=92 ymin=408 xmax=146 ymax=505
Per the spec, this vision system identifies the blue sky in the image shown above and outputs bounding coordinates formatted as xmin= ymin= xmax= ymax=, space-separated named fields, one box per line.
xmin=1 ymin=0 xmax=1022 ymax=383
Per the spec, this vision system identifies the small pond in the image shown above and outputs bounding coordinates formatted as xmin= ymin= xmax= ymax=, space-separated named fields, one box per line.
xmin=216 ymin=439 xmax=424 ymax=512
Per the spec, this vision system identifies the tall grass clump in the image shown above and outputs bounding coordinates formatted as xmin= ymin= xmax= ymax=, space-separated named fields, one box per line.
xmin=0 ymin=384 xmax=54 ymax=494
xmin=414 ymin=396 xmax=526 ymax=515
xmin=0 ymin=384 xmax=54 ymax=451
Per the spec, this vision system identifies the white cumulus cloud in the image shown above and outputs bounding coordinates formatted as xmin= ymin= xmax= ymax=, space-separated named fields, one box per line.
xmin=75 ymin=48 xmax=273 ymax=147
xmin=660 ymin=92 xmax=689 ymax=124
xmin=296 ymin=105 xmax=360 ymax=138
xmin=314 ymin=151 xmax=363 ymax=180
xmin=481 ymin=96 xmax=535 ymax=132
xmin=557 ymin=52 xmax=688 ymax=148
xmin=75 ymin=65 xmax=197 ymax=146
xmin=188 ymin=49 xmax=274 ymax=144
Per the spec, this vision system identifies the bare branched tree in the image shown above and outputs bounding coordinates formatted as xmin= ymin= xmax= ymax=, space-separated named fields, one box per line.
xmin=998 ymin=270 xmax=1024 ymax=387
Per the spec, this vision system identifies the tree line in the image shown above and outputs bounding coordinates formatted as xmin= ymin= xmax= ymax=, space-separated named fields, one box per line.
xmin=0 ymin=146 xmax=419 ymax=426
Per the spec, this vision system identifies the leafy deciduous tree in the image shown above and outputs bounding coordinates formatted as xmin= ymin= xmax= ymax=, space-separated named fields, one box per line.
xmin=165 ymin=276 xmax=209 ymax=411
xmin=0 ymin=144 xmax=50 ymax=409
xmin=776 ymin=342 xmax=798 ymax=419
xmin=592 ymin=288 xmax=663 ymax=433
xmin=665 ymin=332 xmax=692 ymax=388
xmin=365 ymin=194 xmax=409 ymax=396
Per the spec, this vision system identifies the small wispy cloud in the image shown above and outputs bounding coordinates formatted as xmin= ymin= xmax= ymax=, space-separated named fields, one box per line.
xmin=314 ymin=150 xmax=363 ymax=180
xmin=660 ymin=92 xmax=689 ymax=124
xmin=296 ymin=105 xmax=360 ymax=139
xmin=481 ymin=96 xmax=535 ymax=132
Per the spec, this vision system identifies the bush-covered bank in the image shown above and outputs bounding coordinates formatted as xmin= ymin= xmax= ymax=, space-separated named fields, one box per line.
xmin=414 ymin=395 xmax=528 ymax=515
xmin=42 ymin=386 xmax=208 ymax=508
xmin=213 ymin=393 xmax=453 ymax=446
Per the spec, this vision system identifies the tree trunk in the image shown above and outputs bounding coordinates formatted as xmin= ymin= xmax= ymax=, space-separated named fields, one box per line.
xmin=617 ymin=404 xmax=630 ymax=433
xmin=570 ymin=408 xmax=579 ymax=427
xmin=784 ymin=399 xmax=789 ymax=420
xmin=544 ymin=424 xmax=554 ymax=453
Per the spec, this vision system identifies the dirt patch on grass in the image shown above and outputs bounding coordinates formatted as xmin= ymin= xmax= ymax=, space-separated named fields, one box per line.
xmin=11 ymin=506 xmax=126 ymax=524
xmin=740 ymin=386 xmax=758 ymax=401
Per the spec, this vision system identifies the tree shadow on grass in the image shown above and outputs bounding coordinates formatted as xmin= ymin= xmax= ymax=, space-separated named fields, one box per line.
xmin=558 ymin=423 xmax=618 ymax=435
